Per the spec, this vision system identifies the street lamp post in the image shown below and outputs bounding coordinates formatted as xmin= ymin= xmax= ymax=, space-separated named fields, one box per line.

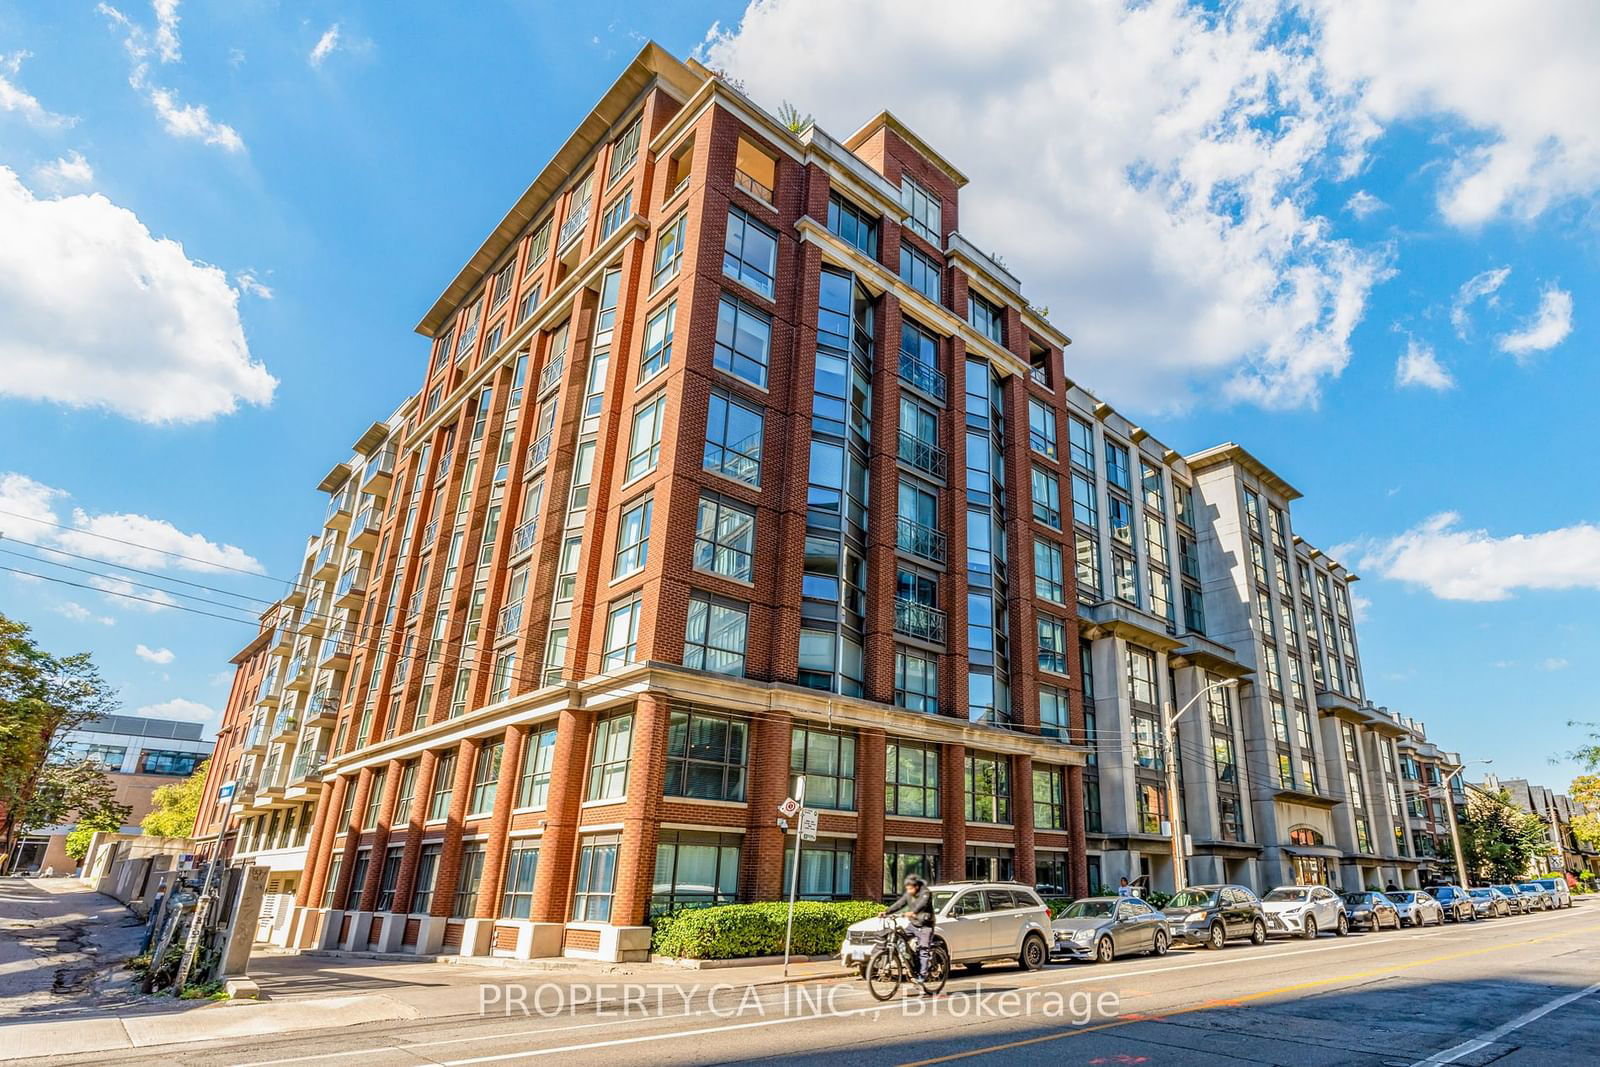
xmin=1163 ymin=678 xmax=1240 ymax=894
xmin=1439 ymin=759 xmax=1492 ymax=887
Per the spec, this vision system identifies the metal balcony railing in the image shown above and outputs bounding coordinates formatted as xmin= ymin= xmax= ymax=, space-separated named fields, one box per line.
xmin=896 ymin=516 xmax=947 ymax=565
xmin=557 ymin=200 xmax=590 ymax=249
xmin=527 ymin=432 xmax=553 ymax=468
xmin=510 ymin=518 xmax=538 ymax=556
xmin=898 ymin=352 xmax=946 ymax=402
xmin=893 ymin=598 xmax=946 ymax=644
xmin=498 ymin=601 xmax=524 ymax=639
xmin=538 ymin=355 xmax=564 ymax=394
xmin=734 ymin=167 xmax=774 ymax=204
xmin=897 ymin=431 xmax=947 ymax=480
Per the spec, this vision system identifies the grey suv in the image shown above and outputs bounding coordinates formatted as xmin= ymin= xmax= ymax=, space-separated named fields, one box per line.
xmin=1164 ymin=884 xmax=1267 ymax=949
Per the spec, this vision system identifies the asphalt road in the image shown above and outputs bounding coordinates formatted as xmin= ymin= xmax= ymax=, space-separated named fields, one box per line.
xmin=33 ymin=902 xmax=1600 ymax=1066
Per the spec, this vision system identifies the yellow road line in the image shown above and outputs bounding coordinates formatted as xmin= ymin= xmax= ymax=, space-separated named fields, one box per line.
xmin=896 ymin=924 xmax=1600 ymax=1067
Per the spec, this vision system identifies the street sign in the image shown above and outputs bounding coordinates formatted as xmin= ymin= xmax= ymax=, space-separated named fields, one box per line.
xmin=777 ymin=797 xmax=800 ymax=818
xmin=218 ymin=782 xmax=236 ymax=800
xmin=798 ymin=809 xmax=819 ymax=841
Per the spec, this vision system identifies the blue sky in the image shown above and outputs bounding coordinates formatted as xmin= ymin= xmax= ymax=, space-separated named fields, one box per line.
xmin=0 ymin=2 xmax=1595 ymax=790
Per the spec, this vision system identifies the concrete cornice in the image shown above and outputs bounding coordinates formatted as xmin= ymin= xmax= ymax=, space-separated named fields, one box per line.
xmin=1185 ymin=441 xmax=1302 ymax=502
xmin=844 ymin=110 xmax=970 ymax=188
xmin=1077 ymin=600 xmax=1186 ymax=652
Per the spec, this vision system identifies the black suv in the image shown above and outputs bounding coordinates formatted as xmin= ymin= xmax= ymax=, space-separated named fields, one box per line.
xmin=1163 ymin=884 xmax=1267 ymax=949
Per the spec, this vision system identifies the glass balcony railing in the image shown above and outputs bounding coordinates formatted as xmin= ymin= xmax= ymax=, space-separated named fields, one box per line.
xmin=893 ymin=598 xmax=946 ymax=644
xmin=350 ymin=506 xmax=377 ymax=540
xmin=362 ymin=448 xmax=396 ymax=484
xmin=538 ymin=355 xmax=564 ymax=394
xmin=557 ymin=200 xmax=591 ymax=249
xmin=291 ymin=750 xmax=327 ymax=781
xmin=898 ymin=352 xmax=946 ymax=402
xmin=897 ymin=431 xmax=947 ymax=480
xmin=510 ymin=518 xmax=538 ymax=556
xmin=896 ymin=516 xmax=948 ymax=565
xmin=498 ymin=601 xmax=524 ymax=638
xmin=335 ymin=567 xmax=369 ymax=599
xmin=325 ymin=489 xmax=354 ymax=522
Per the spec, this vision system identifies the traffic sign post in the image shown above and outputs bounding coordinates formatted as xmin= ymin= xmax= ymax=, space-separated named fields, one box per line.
xmin=782 ymin=778 xmax=806 ymax=976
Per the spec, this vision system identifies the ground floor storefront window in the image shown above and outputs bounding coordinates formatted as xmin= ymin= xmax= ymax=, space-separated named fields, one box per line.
xmin=883 ymin=844 xmax=940 ymax=899
xmin=965 ymin=845 xmax=1014 ymax=882
xmin=652 ymin=831 xmax=741 ymax=915
xmin=784 ymin=837 xmax=853 ymax=900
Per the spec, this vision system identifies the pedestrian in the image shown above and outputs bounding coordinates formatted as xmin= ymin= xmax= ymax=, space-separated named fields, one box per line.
xmin=1385 ymin=880 xmax=1399 ymax=893
xmin=1117 ymin=877 xmax=1135 ymax=898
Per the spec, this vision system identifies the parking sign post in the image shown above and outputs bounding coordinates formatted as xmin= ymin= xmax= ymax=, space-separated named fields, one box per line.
xmin=781 ymin=777 xmax=806 ymax=976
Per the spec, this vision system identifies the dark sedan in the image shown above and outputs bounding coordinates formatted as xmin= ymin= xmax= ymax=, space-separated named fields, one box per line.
xmin=1341 ymin=891 xmax=1400 ymax=931
xmin=1429 ymin=885 xmax=1478 ymax=922
xmin=1163 ymin=884 xmax=1267 ymax=949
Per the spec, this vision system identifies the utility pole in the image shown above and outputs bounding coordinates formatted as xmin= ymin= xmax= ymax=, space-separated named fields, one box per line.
xmin=1162 ymin=678 xmax=1238 ymax=894
xmin=1439 ymin=761 xmax=1490 ymax=887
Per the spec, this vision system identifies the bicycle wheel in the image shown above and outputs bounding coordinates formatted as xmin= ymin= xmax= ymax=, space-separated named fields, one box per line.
xmin=921 ymin=945 xmax=950 ymax=995
xmin=864 ymin=946 xmax=902 ymax=1002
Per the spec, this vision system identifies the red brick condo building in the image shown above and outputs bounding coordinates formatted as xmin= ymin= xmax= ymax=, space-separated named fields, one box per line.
xmin=198 ymin=43 xmax=1096 ymax=962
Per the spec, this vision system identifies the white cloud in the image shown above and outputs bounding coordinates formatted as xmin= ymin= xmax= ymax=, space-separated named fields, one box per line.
xmin=52 ymin=601 xmax=115 ymax=626
xmin=1394 ymin=337 xmax=1454 ymax=390
xmin=0 ymin=471 xmax=66 ymax=544
xmin=1344 ymin=190 xmax=1385 ymax=219
xmin=310 ymin=24 xmax=342 ymax=68
xmin=1542 ymin=657 xmax=1570 ymax=672
xmin=1450 ymin=266 xmax=1510 ymax=339
xmin=135 ymin=643 xmax=175 ymax=664
xmin=1311 ymin=0 xmax=1600 ymax=226
xmin=1348 ymin=590 xmax=1371 ymax=623
xmin=1496 ymin=285 xmax=1573 ymax=360
xmin=234 ymin=269 xmax=273 ymax=299
xmin=0 ymin=51 xmax=75 ymax=128
xmin=134 ymin=697 xmax=216 ymax=724
xmin=33 ymin=151 xmax=95 ymax=189
xmin=90 ymin=574 xmax=177 ymax=612
xmin=701 ymin=0 xmax=1387 ymax=412
xmin=0 ymin=168 xmax=276 ymax=423
xmin=98 ymin=2 xmax=243 ymax=152
xmin=1352 ymin=512 xmax=1600 ymax=601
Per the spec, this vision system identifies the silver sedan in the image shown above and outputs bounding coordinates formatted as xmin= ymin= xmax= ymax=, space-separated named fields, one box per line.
xmin=1052 ymin=897 xmax=1171 ymax=963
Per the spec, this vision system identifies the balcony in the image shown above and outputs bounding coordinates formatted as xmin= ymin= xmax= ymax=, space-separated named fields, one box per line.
xmin=510 ymin=518 xmax=538 ymax=559
xmin=325 ymin=489 xmax=355 ymax=530
xmin=334 ymin=567 xmax=369 ymax=607
xmin=271 ymin=711 xmax=298 ymax=740
xmin=231 ymin=776 xmax=259 ymax=806
xmin=362 ymin=448 xmax=396 ymax=493
xmin=284 ymin=656 xmax=312 ymax=692
xmin=349 ymin=505 xmax=380 ymax=550
xmin=312 ymin=538 xmax=340 ymax=579
xmin=897 ymin=431 xmax=947 ymax=481
xmin=298 ymin=597 xmax=328 ymax=637
xmin=527 ymin=432 xmax=553 ymax=469
xmin=271 ymin=624 xmax=295 ymax=654
xmin=254 ymin=672 xmax=279 ymax=706
xmin=556 ymin=199 xmax=590 ymax=252
xmin=498 ymin=601 xmax=524 ymax=642
xmin=306 ymin=689 xmax=339 ymax=725
xmin=538 ymin=355 xmax=564 ymax=395
xmin=243 ymin=723 xmax=268 ymax=754
xmin=318 ymin=630 xmax=353 ymax=666
xmin=896 ymin=516 xmax=948 ymax=565
xmin=894 ymin=598 xmax=947 ymax=644
xmin=282 ymin=580 xmax=307 ymax=607
xmin=734 ymin=167 xmax=774 ymax=204
xmin=291 ymin=750 xmax=327 ymax=782
xmin=898 ymin=352 xmax=947 ymax=403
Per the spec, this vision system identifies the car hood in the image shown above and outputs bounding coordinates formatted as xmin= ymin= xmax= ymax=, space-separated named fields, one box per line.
xmin=1260 ymin=899 xmax=1311 ymax=914
xmin=845 ymin=916 xmax=906 ymax=934
xmin=1051 ymin=916 xmax=1114 ymax=934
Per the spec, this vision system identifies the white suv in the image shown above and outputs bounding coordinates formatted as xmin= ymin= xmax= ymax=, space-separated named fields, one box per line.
xmin=841 ymin=882 xmax=1053 ymax=973
xmin=1261 ymin=885 xmax=1349 ymax=938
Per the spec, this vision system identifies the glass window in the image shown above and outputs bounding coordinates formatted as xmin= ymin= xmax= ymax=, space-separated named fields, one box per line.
xmin=1028 ymin=399 xmax=1057 ymax=458
xmin=573 ymin=836 xmax=619 ymax=921
xmin=1034 ymin=539 xmax=1066 ymax=603
xmin=601 ymin=598 xmax=642 ymax=670
xmin=1104 ymin=439 xmax=1131 ymax=490
xmin=652 ymin=214 xmax=687 ymax=288
xmin=965 ymin=752 xmax=1011 ymax=823
xmin=1034 ymin=765 xmax=1067 ymax=830
xmin=1068 ymin=417 xmax=1095 ymax=470
xmin=1032 ymin=466 xmax=1062 ymax=529
xmin=723 ymin=207 xmax=777 ymax=298
xmin=517 ymin=725 xmax=557 ymax=808
xmin=790 ymin=726 xmax=856 ymax=810
xmin=613 ymin=497 xmax=653 ymax=578
xmin=599 ymin=191 xmax=632 ymax=240
xmin=427 ymin=752 xmax=456 ymax=820
xmin=652 ymin=831 xmax=741 ymax=915
xmin=586 ymin=714 xmax=634 ymax=801
xmin=448 ymin=844 xmax=486 ymax=918
xmin=684 ymin=594 xmax=749 ymax=676
xmin=500 ymin=843 xmax=540 ymax=918
xmin=783 ymin=837 xmax=853 ymax=901
xmin=608 ymin=118 xmax=641 ymax=182
xmin=714 ymin=294 xmax=771 ymax=387
xmin=374 ymin=845 xmax=404 ymax=911
xmin=665 ymin=710 xmax=748 ymax=801
xmin=1039 ymin=685 xmax=1069 ymax=740
xmin=885 ymin=738 xmax=940 ymax=817
xmin=468 ymin=741 xmax=503 ymax=817
xmin=969 ymin=293 xmax=1004 ymax=343
xmin=694 ymin=495 xmax=755 ymax=582
xmin=894 ymin=647 xmax=939 ymax=714
xmin=393 ymin=761 xmax=419 ymax=825
xmin=640 ymin=300 xmax=675 ymax=380
xmin=1072 ymin=473 xmax=1098 ymax=528
xmin=1076 ymin=536 xmax=1101 ymax=599
xmin=900 ymin=176 xmax=941 ymax=243
xmin=626 ymin=394 xmax=667 ymax=481
xmin=1108 ymin=495 xmax=1133 ymax=545
xmin=1126 ymin=646 xmax=1157 ymax=704
xmin=1037 ymin=613 xmax=1069 ymax=674
xmin=827 ymin=193 xmax=878 ymax=257
xmin=362 ymin=769 xmax=386 ymax=829
xmin=704 ymin=390 xmax=764 ymax=485
xmin=343 ymin=849 xmax=371 ymax=910
xmin=1113 ymin=552 xmax=1138 ymax=604
xmin=409 ymin=845 xmax=441 ymax=913
xmin=898 ymin=243 xmax=941 ymax=302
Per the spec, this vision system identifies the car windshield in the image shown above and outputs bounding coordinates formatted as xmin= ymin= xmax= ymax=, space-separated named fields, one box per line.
xmin=1060 ymin=900 xmax=1115 ymax=919
xmin=1341 ymin=893 xmax=1369 ymax=905
xmin=932 ymin=891 xmax=956 ymax=911
xmin=1520 ymin=884 xmax=1542 ymax=892
xmin=1263 ymin=889 xmax=1309 ymax=902
xmin=1168 ymin=889 xmax=1218 ymax=909
xmin=1434 ymin=888 xmax=1457 ymax=897
xmin=1390 ymin=892 xmax=1415 ymax=902
xmin=1469 ymin=889 xmax=1492 ymax=898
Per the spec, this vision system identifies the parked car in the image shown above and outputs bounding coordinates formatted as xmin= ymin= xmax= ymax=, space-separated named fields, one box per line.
xmin=840 ymin=882 xmax=1053 ymax=975
xmin=1387 ymin=890 xmax=1446 ymax=927
xmin=1532 ymin=877 xmax=1574 ymax=909
xmin=1261 ymin=885 xmax=1349 ymax=939
xmin=1429 ymin=885 xmax=1478 ymax=922
xmin=1518 ymin=882 xmax=1555 ymax=910
xmin=1468 ymin=887 xmax=1511 ymax=918
xmin=1341 ymin=891 xmax=1401 ymax=931
xmin=1164 ymin=884 xmax=1267 ymax=949
xmin=1492 ymin=884 xmax=1533 ymax=914
xmin=1051 ymin=896 xmax=1170 ymax=963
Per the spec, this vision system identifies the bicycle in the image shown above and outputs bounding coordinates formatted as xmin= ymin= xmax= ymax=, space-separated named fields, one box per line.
xmin=863 ymin=917 xmax=949 ymax=1001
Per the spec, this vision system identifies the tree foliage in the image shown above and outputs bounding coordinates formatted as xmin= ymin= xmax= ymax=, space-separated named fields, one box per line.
xmin=65 ymin=810 xmax=125 ymax=862
xmin=776 ymin=100 xmax=813 ymax=134
xmin=141 ymin=760 xmax=208 ymax=839
xmin=1570 ymin=773 xmax=1600 ymax=848
xmin=0 ymin=612 xmax=125 ymax=870
xmin=1458 ymin=788 xmax=1555 ymax=884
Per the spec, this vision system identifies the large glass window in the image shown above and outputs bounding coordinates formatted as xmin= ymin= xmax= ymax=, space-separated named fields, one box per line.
xmin=899 ymin=244 xmax=941 ymax=302
xmin=586 ymin=714 xmax=633 ymax=801
xmin=652 ymin=213 xmax=686 ymax=288
xmin=573 ymin=836 xmax=619 ymax=921
xmin=652 ymin=831 xmax=741 ymax=916
xmin=900 ymin=176 xmax=941 ymax=243
xmin=704 ymin=390 xmax=764 ymax=485
xmin=1071 ymin=473 xmax=1097 ymax=528
xmin=409 ymin=845 xmax=441 ymax=913
xmin=723 ymin=207 xmax=777 ymax=298
xmin=427 ymin=752 xmax=456 ymax=820
xmin=969 ymin=292 xmax=1004 ymax=344
xmin=1028 ymin=399 xmax=1057 ymax=459
xmin=626 ymin=394 xmax=666 ymax=481
xmin=1126 ymin=646 xmax=1157 ymax=704
xmin=640 ymin=300 xmax=675 ymax=380
xmin=665 ymin=709 xmax=748 ymax=801
xmin=517 ymin=725 xmax=557 ymax=808
xmin=1032 ymin=466 xmax=1062 ymax=529
xmin=1034 ymin=765 xmax=1067 ymax=830
xmin=783 ymin=837 xmax=853 ymax=901
xmin=500 ymin=843 xmax=540 ymax=918
xmin=451 ymin=845 xmax=487 ymax=918
xmin=1040 ymin=685 xmax=1069 ymax=740
xmin=894 ymin=647 xmax=939 ymax=714
xmin=683 ymin=594 xmax=749 ymax=676
xmin=613 ymin=497 xmax=653 ymax=577
xmin=1034 ymin=539 xmax=1066 ymax=603
xmin=601 ymin=597 xmax=641 ymax=669
xmin=1068 ymin=417 xmax=1095 ymax=470
xmin=827 ymin=193 xmax=878 ymax=257
xmin=374 ymin=845 xmax=404 ymax=911
xmin=790 ymin=726 xmax=856 ymax=810
xmin=965 ymin=752 xmax=1011 ymax=823
xmin=694 ymin=495 xmax=755 ymax=582
xmin=714 ymin=294 xmax=771 ymax=387
xmin=885 ymin=738 xmax=940 ymax=818
xmin=1104 ymin=439 xmax=1131 ymax=490
xmin=468 ymin=741 xmax=503 ymax=817
xmin=1037 ymin=613 xmax=1069 ymax=675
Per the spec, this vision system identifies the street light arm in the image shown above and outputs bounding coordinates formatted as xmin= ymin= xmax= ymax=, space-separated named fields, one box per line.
xmin=1163 ymin=678 xmax=1238 ymax=733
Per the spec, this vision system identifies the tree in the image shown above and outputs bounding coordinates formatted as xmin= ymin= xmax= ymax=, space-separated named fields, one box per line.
xmin=0 ymin=613 xmax=123 ymax=871
xmin=141 ymin=760 xmax=208 ymax=839
xmin=1457 ymin=788 xmax=1555 ymax=884
xmin=1570 ymin=774 xmax=1600 ymax=850
xmin=65 ymin=810 xmax=125 ymax=863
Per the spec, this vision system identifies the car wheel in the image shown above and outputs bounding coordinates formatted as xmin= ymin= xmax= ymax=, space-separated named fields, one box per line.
xmin=1302 ymin=916 xmax=1318 ymax=940
xmin=1151 ymin=929 xmax=1169 ymax=957
xmin=1019 ymin=934 xmax=1048 ymax=972
xmin=1095 ymin=936 xmax=1115 ymax=964
xmin=1206 ymin=922 xmax=1226 ymax=950
xmin=1250 ymin=919 xmax=1267 ymax=946
xmin=1335 ymin=913 xmax=1349 ymax=937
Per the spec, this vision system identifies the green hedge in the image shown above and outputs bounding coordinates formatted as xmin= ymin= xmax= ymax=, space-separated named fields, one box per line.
xmin=651 ymin=900 xmax=884 ymax=960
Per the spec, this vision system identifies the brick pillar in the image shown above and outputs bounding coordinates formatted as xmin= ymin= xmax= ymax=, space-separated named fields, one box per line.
xmin=854 ymin=727 xmax=886 ymax=900
xmin=357 ymin=759 xmax=405 ymax=911
xmin=429 ymin=739 xmax=478 ymax=918
xmin=941 ymin=742 xmax=967 ymax=881
xmin=1067 ymin=765 xmax=1090 ymax=898
xmin=302 ymin=776 xmax=342 ymax=905
xmin=531 ymin=707 xmax=593 ymax=922
xmin=746 ymin=706 xmax=794 ymax=900
xmin=1013 ymin=755 xmax=1036 ymax=885
xmin=330 ymin=770 xmax=373 ymax=908
xmin=863 ymin=295 xmax=903 ymax=706
xmin=610 ymin=697 xmax=671 ymax=925
xmin=391 ymin=750 xmax=440 ymax=913
xmin=474 ymin=726 xmax=526 ymax=919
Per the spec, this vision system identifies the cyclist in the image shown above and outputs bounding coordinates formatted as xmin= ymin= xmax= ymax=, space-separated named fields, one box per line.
xmin=882 ymin=873 xmax=935 ymax=986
